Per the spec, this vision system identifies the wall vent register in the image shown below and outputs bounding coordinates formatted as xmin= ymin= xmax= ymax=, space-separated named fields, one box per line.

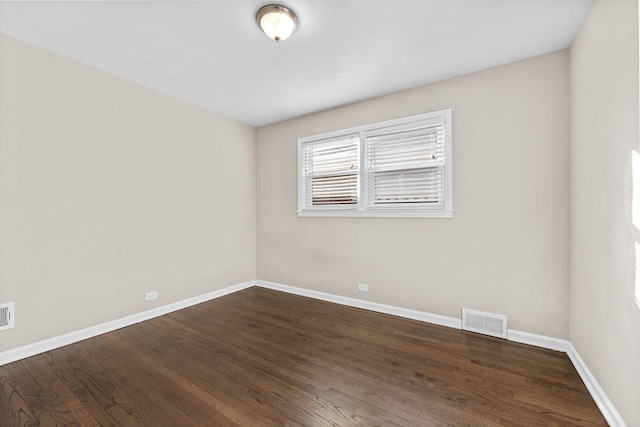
xmin=462 ymin=308 xmax=507 ymax=339
xmin=0 ymin=302 xmax=15 ymax=331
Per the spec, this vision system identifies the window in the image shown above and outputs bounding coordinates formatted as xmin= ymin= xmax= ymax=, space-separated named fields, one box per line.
xmin=298 ymin=109 xmax=452 ymax=218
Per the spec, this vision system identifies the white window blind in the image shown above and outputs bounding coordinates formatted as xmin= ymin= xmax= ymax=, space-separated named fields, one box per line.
xmin=298 ymin=109 xmax=452 ymax=218
xmin=365 ymin=118 xmax=445 ymax=208
xmin=300 ymin=134 xmax=359 ymax=209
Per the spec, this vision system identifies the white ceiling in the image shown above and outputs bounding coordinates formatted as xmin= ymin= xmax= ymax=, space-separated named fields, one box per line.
xmin=0 ymin=0 xmax=591 ymax=127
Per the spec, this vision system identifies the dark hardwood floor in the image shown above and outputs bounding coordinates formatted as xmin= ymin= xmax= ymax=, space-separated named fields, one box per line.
xmin=1 ymin=287 xmax=606 ymax=426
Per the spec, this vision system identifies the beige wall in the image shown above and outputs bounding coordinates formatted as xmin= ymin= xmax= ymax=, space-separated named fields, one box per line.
xmin=0 ymin=34 xmax=256 ymax=352
xmin=570 ymin=0 xmax=640 ymax=424
xmin=257 ymin=50 xmax=571 ymax=339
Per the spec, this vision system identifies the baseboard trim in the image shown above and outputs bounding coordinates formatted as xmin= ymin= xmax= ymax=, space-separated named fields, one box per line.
xmin=507 ymin=329 xmax=569 ymax=352
xmin=0 ymin=280 xmax=254 ymax=367
xmin=254 ymin=281 xmax=571 ymax=352
xmin=255 ymin=279 xmax=624 ymax=426
xmin=566 ymin=342 xmax=626 ymax=426
xmin=1 ymin=279 xmax=625 ymax=425
xmin=255 ymin=280 xmax=462 ymax=329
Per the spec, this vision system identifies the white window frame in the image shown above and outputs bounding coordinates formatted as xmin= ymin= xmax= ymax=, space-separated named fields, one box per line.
xmin=297 ymin=109 xmax=453 ymax=218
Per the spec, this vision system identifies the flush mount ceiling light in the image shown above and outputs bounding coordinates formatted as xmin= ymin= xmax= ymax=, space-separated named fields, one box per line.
xmin=256 ymin=4 xmax=298 ymax=42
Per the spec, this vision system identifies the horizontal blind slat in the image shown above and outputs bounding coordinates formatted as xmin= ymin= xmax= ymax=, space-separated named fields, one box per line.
xmin=365 ymin=122 xmax=445 ymax=208
xmin=301 ymin=134 xmax=359 ymax=208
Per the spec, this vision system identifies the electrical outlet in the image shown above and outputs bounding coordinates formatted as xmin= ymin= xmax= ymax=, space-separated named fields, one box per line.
xmin=144 ymin=291 xmax=159 ymax=302
xmin=358 ymin=283 xmax=369 ymax=292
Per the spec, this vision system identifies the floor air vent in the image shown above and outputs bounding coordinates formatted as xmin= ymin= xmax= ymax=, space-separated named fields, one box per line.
xmin=0 ymin=302 xmax=15 ymax=331
xmin=462 ymin=308 xmax=507 ymax=338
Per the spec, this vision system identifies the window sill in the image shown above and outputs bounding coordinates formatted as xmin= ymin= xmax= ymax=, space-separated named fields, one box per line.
xmin=297 ymin=210 xmax=454 ymax=218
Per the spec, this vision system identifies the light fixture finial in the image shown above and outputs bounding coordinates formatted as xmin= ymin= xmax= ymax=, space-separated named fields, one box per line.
xmin=256 ymin=4 xmax=298 ymax=43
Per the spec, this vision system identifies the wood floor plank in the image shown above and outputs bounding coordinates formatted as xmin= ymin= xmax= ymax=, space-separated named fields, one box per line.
xmin=0 ymin=363 xmax=39 ymax=426
xmin=57 ymin=341 xmax=206 ymax=427
xmin=98 ymin=332 xmax=256 ymax=426
xmin=165 ymin=304 xmax=498 ymax=426
xmin=0 ymin=287 xmax=606 ymax=426
xmin=151 ymin=314 xmax=421 ymax=426
xmin=161 ymin=302 xmax=459 ymax=424
xmin=0 ymin=365 xmax=22 ymax=427
xmin=183 ymin=294 xmax=576 ymax=425
xmin=117 ymin=321 xmax=335 ymax=426
xmin=43 ymin=348 xmax=147 ymax=427
xmin=13 ymin=356 xmax=87 ymax=426
xmin=22 ymin=356 xmax=100 ymax=427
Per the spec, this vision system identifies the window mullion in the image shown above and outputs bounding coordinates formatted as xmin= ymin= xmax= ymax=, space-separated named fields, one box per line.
xmin=358 ymin=130 xmax=366 ymax=211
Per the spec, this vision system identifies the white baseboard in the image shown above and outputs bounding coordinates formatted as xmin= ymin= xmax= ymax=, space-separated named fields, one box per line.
xmin=1 ymin=278 xmax=625 ymax=426
xmin=255 ymin=280 xmax=572 ymax=352
xmin=507 ymin=329 xmax=569 ymax=352
xmin=567 ymin=342 xmax=626 ymax=427
xmin=254 ymin=279 xmax=624 ymax=426
xmin=0 ymin=280 xmax=254 ymax=366
xmin=255 ymin=279 xmax=462 ymax=329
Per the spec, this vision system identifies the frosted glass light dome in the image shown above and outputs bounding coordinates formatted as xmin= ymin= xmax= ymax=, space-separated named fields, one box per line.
xmin=256 ymin=4 xmax=298 ymax=42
